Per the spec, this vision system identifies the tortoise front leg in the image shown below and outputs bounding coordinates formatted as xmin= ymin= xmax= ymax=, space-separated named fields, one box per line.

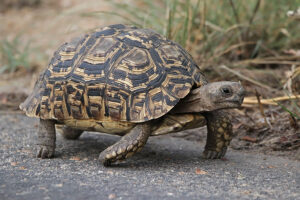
xmin=99 ymin=123 xmax=151 ymax=166
xmin=37 ymin=119 xmax=56 ymax=158
xmin=203 ymin=110 xmax=233 ymax=159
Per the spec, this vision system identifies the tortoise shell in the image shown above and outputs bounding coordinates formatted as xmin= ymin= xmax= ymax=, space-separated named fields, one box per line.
xmin=20 ymin=24 xmax=207 ymax=123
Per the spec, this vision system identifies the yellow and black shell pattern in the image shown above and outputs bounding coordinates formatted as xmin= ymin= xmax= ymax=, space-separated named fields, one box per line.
xmin=20 ymin=24 xmax=207 ymax=123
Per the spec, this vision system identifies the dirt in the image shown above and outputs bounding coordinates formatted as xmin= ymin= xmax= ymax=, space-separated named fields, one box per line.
xmin=0 ymin=0 xmax=299 ymax=161
xmin=230 ymin=109 xmax=300 ymax=161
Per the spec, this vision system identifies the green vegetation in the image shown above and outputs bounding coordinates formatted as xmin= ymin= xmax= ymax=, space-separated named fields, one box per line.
xmin=0 ymin=36 xmax=31 ymax=74
xmin=87 ymin=0 xmax=300 ymax=65
xmin=276 ymin=91 xmax=300 ymax=120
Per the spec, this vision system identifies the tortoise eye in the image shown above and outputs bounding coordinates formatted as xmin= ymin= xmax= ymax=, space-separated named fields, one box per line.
xmin=221 ymin=87 xmax=232 ymax=95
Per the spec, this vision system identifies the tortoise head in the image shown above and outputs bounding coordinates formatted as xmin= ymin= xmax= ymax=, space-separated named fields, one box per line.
xmin=198 ymin=81 xmax=246 ymax=110
xmin=174 ymin=81 xmax=246 ymax=113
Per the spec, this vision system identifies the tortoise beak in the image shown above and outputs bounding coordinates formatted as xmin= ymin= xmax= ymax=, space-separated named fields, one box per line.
xmin=238 ymin=87 xmax=246 ymax=105
xmin=228 ymin=86 xmax=246 ymax=106
xmin=230 ymin=87 xmax=245 ymax=106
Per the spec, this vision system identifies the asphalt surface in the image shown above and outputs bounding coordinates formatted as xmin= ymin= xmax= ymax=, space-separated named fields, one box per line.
xmin=0 ymin=113 xmax=299 ymax=200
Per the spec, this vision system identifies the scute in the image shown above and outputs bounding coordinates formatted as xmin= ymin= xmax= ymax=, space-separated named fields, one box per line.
xmin=123 ymin=48 xmax=149 ymax=67
xmin=117 ymin=28 xmax=164 ymax=49
xmin=20 ymin=24 xmax=207 ymax=123
xmin=94 ymin=38 xmax=115 ymax=55
xmin=160 ymin=44 xmax=182 ymax=60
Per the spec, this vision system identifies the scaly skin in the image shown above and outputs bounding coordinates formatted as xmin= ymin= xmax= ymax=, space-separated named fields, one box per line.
xmin=37 ymin=119 xmax=56 ymax=158
xmin=99 ymin=123 xmax=151 ymax=166
xmin=203 ymin=110 xmax=233 ymax=159
xmin=56 ymin=125 xmax=83 ymax=140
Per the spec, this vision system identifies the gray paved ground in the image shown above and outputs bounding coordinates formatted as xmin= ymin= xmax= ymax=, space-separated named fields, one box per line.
xmin=0 ymin=113 xmax=299 ymax=200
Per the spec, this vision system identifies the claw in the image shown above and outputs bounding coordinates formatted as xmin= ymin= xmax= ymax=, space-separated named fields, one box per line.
xmin=203 ymin=148 xmax=227 ymax=159
xmin=203 ymin=150 xmax=216 ymax=159
xmin=99 ymin=154 xmax=112 ymax=167
xmin=211 ymin=151 xmax=218 ymax=158
xmin=36 ymin=145 xmax=54 ymax=159
xmin=220 ymin=147 xmax=227 ymax=158
xmin=42 ymin=149 xmax=49 ymax=158
xmin=37 ymin=148 xmax=42 ymax=158
xmin=37 ymin=119 xmax=56 ymax=159
xmin=216 ymin=151 xmax=223 ymax=158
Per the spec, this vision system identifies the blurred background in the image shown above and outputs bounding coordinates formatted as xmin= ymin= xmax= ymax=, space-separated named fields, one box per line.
xmin=0 ymin=0 xmax=299 ymax=159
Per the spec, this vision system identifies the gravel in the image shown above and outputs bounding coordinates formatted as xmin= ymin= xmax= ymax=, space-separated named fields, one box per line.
xmin=0 ymin=113 xmax=299 ymax=200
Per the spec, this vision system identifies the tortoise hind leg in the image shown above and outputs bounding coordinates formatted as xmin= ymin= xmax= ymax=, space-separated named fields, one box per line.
xmin=99 ymin=123 xmax=151 ymax=166
xmin=56 ymin=125 xmax=83 ymax=140
xmin=203 ymin=110 xmax=233 ymax=159
xmin=37 ymin=119 xmax=56 ymax=158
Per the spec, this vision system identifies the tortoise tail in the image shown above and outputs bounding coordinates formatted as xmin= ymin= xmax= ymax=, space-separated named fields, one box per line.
xmin=19 ymin=72 xmax=46 ymax=118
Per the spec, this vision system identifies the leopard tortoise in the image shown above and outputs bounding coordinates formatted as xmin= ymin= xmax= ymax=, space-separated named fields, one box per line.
xmin=20 ymin=24 xmax=245 ymax=166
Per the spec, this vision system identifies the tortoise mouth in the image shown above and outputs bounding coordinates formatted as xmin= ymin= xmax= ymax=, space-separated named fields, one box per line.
xmin=217 ymin=99 xmax=244 ymax=107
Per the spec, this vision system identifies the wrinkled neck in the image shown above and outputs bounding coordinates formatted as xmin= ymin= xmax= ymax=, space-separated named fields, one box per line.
xmin=171 ymin=86 xmax=215 ymax=114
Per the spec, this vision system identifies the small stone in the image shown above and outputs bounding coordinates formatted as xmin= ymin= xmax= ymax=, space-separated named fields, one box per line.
xmin=10 ymin=162 xmax=18 ymax=166
xmin=69 ymin=156 xmax=81 ymax=161
xmin=237 ymin=173 xmax=244 ymax=180
xmin=195 ymin=168 xmax=207 ymax=175
xmin=242 ymin=190 xmax=251 ymax=195
xmin=107 ymin=170 xmax=114 ymax=175
xmin=54 ymin=183 xmax=63 ymax=187
xmin=21 ymin=149 xmax=32 ymax=153
xmin=108 ymin=193 xmax=116 ymax=199
xmin=241 ymin=136 xmax=257 ymax=143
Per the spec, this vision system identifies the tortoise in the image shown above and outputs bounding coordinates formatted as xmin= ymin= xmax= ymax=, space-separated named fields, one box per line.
xmin=20 ymin=24 xmax=245 ymax=166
